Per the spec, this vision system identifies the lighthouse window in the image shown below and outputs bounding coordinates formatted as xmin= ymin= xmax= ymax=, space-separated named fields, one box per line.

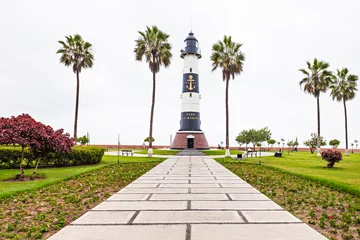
xmin=190 ymin=68 xmax=192 ymax=72
xmin=190 ymin=93 xmax=192 ymax=98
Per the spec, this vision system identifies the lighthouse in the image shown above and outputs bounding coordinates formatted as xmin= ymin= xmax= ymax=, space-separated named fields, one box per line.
xmin=171 ymin=32 xmax=210 ymax=150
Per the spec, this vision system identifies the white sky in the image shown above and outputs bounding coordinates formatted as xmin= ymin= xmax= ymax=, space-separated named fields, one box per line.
xmin=1 ymin=0 xmax=359 ymax=147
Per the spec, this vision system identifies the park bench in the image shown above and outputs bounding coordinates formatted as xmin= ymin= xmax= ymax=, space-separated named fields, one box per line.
xmin=121 ymin=150 xmax=134 ymax=156
xmin=244 ymin=150 xmax=257 ymax=157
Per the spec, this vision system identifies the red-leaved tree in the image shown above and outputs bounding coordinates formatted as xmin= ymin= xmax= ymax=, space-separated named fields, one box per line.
xmin=0 ymin=114 xmax=74 ymax=179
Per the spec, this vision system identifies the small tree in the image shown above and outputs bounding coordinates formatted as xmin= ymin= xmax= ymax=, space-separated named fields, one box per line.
xmin=31 ymin=128 xmax=74 ymax=178
xmin=281 ymin=138 xmax=285 ymax=151
xmin=287 ymin=140 xmax=295 ymax=155
xmin=321 ymin=149 xmax=342 ymax=168
xmin=355 ymin=140 xmax=358 ymax=149
xmin=267 ymin=139 xmax=276 ymax=150
xmin=277 ymin=141 xmax=280 ymax=148
xmin=236 ymin=130 xmax=251 ymax=150
xmin=0 ymin=114 xmax=74 ymax=179
xmin=77 ymin=135 xmax=90 ymax=145
xmin=351 ymin=143 xmax=354 ymax=153
xmin=304 ymin=133 xmax=327 ymax=154
xmin=144 ymin=137 xmax=155 ymax=144
xmin=329 ymin=139 xmax=340 ymax=148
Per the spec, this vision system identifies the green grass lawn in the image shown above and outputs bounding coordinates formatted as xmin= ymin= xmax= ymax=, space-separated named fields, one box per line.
xmin=201 ymin=149 xmax=243 ymax=155
xmin=220 ymin=151 xmax=360 ymax=196
xmin=0 ymin=155 xmax=163 ymax=199
xmin=134 ymin=149 xmax=180 ymax=155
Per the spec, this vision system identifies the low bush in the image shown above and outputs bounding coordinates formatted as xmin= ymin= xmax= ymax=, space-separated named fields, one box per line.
xmin=0 ymin=146 xmax=105 ymax=168
xmin=321 ymin=149 xmax=343 ymax=168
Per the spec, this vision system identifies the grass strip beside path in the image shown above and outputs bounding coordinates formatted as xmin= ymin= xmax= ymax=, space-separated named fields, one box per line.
xmin=201 ymin=149 xmax=243 ymax=155
xmin=0 ymin=155 xmax=162 ymax=199
xmin=134 ymin=149 xmax=180 ymax=155
xmin=221 ymin=161 xmax=360 ymax=240
xmin=0 ymin=161 xmax=160 ymax=239
xmin=222 ymin=151 xmax=360 ymax=196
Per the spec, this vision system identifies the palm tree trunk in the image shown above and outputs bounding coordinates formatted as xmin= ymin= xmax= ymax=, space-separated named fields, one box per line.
xmin=148 ymin=69 xmax=156 ymax=158
xmin=316 ymin=96 xmax=321 ymax=156
xmin=343 ymin=99 xmax=349 ymax=156
xmin=225 ymin=78 xmax=230 ymax=157
xmin=74 ymin=69 xmax=80 ymax=143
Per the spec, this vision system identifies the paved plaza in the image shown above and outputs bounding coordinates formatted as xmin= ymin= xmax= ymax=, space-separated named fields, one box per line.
xmin=49 ymin=156 xmax=326 ymax=240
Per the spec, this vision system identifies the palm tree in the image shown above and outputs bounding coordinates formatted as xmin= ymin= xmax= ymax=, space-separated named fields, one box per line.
xmin=56 ymin=34 xmax=94 ymax=142
xmin=211 ymin=36 xmax=245 ymax=157
xmin=299 ymin=58 xmax=333 ymax=156
xmin=134 ymin=26 xmax=172 ymax=157
xmin=330 ymin=68 xmax=358 ymax=155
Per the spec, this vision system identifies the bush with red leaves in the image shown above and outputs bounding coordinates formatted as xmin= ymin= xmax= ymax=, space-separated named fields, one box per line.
xmin=321 ymin=149 xmax=343 ymax=168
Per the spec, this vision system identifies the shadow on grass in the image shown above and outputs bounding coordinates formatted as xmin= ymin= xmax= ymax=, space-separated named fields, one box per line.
xmin=309 ymin=166 xmax=346 ymax=171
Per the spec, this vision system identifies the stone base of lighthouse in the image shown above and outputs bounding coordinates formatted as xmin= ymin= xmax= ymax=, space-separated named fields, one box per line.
xmin=170 ymin=131 xmax=210 ymax=150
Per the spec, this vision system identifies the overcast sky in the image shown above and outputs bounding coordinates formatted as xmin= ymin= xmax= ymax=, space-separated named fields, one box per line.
xmin=1 ymin=0 xmax=359 ymax=148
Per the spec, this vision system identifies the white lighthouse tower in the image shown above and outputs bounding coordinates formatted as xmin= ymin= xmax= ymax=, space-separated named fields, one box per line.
xmin=171 ymin=32 xmax=209 ymax=150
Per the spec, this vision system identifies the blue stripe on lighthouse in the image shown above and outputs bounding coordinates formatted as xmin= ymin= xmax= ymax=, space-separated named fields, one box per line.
xmin=182 ymin=73 xmax=199 ymax=93
xmin=179 ymin=112 xmax=201 ymax=131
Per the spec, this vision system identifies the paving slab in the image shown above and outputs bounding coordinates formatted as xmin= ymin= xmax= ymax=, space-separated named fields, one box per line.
xmin=49 ymin=225 xmax=187 ymax=240
xmin=229 ymin=194 xmax=270 ymax=201
xmin=133 ymin=211 xmax=244 ymax=223
xmin=71 ymin=211 xmax=135 ymax=225
xmin=106 ymin=193 xmax=150 ymax=201
xmin=159 ymin=183 xmax=220 ymax=188
xmin=191 ymin=201 xmax=283 ymax=210
xmin=119 ymin=188 xmax=188 ymax=193
xmin=192 ymin=188 xmax=260 ymax=194
xmin=191 ymin=224 xmax=327 ymax=240
xmin=92 ymin=201 xmax=187 ymax=210
xmin=242 ymin=211 xmax=302 ymax=223
xmin=150 ymin=193 xmax=228 ymax=201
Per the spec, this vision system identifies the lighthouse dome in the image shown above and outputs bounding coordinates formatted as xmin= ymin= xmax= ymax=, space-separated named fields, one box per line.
xmin=181 ymin=32 xmax=202 ymax=59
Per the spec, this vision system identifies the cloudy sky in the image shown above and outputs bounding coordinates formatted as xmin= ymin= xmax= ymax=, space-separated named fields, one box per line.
xmin=1 ymin=0 xmax=359 ymax=148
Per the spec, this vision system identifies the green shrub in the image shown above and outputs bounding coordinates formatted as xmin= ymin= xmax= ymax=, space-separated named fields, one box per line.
xmin=0 ymin=146 xmax=105 ymax=168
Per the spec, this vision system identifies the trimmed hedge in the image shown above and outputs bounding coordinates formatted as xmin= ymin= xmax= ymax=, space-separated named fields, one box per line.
xmin=0 ymin=146 xmax=105 ymax=169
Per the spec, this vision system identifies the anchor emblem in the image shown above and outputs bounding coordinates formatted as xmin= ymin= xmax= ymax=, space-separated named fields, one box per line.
xmin=186 ymin=75 xmax=196 ymax=91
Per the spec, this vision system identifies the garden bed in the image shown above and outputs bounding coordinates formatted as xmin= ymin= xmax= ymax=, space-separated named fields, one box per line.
xmin=221 ymin=161 xmax=360 ymax=240
xmin=0 ymin=161 xmax=159 ymax=239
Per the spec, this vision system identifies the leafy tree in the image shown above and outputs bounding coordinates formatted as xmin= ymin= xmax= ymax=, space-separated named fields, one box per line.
xmin=0 ymin=114 xmax=74 ymax=179
xmin=304 ymin=133 xmax=327 ymax=154
xmin=355 ymin=140 xmax=358 ymax=149
xmin=267 ymin=139 xmax=276 ymax=149
xmin=56 ymin=34 xmax=94 ymax=142
xmin=299 ymin=58 xmax=332 ymax=156
xmin=144 ymin=136 xmax=155 ymax=143
xmin=211 ymin=36 xmax=245 ymax=157
xmin=287 ymin=140 xmax=295 ymax=155
xmin=329 ymin=139 xmax=340 ymax=148
xmin=351 ymin=143 xmax=354 ymax=153
xmin=134 ymin=26 xmax=172 ymax=157
xmin=236 ymin=130 xmax=251 ymax=149
xmin=330 ymin=68 xmax=358 ymax=155
xmin=77 ymin=135 xmax=89 ymax=145
xmin=247 ymin=127 xmax=271 ymax=150
xmin=31 ymin=128 xmax=73 ymax=178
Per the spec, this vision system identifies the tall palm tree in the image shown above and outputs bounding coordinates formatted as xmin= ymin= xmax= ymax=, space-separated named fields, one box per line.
xmin=299 ymin=58 xmax=332 ymax=156
xmin=134 ymin=26 xmax=172 ymax=157
xmin=211 ymin=36 xmax=245 ymax=157
xmin=330 ymin=68 xmax=358 ymax=155
xmin=56 ymin=34 xmax=94 ymax=142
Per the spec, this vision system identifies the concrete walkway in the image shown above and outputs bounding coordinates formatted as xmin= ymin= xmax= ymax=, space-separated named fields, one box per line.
xmin=49 ymin=156 xmax=326 ymax=240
